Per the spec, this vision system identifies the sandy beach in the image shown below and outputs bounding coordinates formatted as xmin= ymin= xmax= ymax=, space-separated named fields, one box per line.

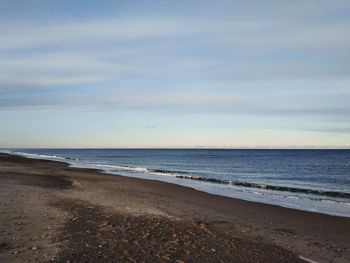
xmin=0 ymin=153 xmax=349 ymax=263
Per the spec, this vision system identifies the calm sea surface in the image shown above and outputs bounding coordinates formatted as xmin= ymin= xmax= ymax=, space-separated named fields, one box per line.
xmin=5 ymin=149 xmax=350 ymax=217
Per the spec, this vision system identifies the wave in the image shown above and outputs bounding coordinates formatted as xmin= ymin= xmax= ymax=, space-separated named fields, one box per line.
xmin=98 ymin=164 xmax=350 ymax=199
xmin=10 ymin=151 xmax=80 ymax=161
xmin=175 ymin=175 xmax=350 ymax=199
xmin=96 ymin=164 xmax=149 ymax=173
xmin=95 ymin=164 xmax=188 ymax=177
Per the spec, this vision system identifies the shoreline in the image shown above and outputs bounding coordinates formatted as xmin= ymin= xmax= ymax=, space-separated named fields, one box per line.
xmin=1 ymin=153 xmax=350 ymax=262
xmin=6 ymin=150 xmax=350 ymax=218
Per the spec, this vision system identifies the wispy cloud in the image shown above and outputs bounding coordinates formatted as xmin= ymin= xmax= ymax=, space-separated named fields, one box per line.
xmin=1 ymin=11 xmax=349 ymax=90
xmin=0 ymin=89 xmax=239 ymax=111
xmin=0 ymin=17 xmax=265 ymax=51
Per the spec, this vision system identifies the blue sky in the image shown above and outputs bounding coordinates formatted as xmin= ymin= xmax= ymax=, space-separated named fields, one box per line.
xmin=1 ymin=0 xmax=350 ymax=148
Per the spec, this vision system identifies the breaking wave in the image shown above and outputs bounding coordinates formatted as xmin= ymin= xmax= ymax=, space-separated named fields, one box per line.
xmin=10 ymin=151 xmax=80 ymax=161
xmin=96 ymin=163 xmax=350 ymax=199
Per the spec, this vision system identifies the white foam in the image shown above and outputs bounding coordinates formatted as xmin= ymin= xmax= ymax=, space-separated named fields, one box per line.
xmin=11 ymin=151 xmax=66 ymax=160
xmin=95 ymin=164 xmax=149 ymax=173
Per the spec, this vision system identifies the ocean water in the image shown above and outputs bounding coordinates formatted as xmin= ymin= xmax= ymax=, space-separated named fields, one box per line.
xmin=3 ymin=148 xmax=350 ymax=217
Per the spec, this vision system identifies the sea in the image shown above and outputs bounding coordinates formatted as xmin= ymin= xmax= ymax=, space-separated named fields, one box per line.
xmin=3 ymin=148 xmax=350 ymax=217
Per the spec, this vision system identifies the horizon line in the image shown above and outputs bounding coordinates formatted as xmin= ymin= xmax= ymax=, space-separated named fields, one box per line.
xmin=2 ymin=146 xmax=350 ymax=150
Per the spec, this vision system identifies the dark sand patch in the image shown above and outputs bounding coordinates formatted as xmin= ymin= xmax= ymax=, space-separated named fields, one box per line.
xmin=52 ymin=199 xmax=301 ymax=263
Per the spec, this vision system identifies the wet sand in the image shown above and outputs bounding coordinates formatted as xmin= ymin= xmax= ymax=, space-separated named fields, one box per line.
xmin=0 ymin=153 xmax=349 ymax=262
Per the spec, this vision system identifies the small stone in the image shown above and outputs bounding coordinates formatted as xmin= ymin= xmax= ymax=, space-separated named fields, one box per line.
xmin=132 ymin=240 xmax=139 ymax=246
xmin=31 ymin=246 xmax=39 ymax=250
xmin=161 ymin=255 xmax=170 ymax=261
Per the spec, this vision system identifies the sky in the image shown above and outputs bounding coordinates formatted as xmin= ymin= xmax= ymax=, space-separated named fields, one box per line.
xmin=0 ymin=0 xmax=350 ymax=148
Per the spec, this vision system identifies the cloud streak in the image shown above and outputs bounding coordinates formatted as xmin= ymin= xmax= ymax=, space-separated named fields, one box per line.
xmin=0 ymin=10 xmax=349 ymax=89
